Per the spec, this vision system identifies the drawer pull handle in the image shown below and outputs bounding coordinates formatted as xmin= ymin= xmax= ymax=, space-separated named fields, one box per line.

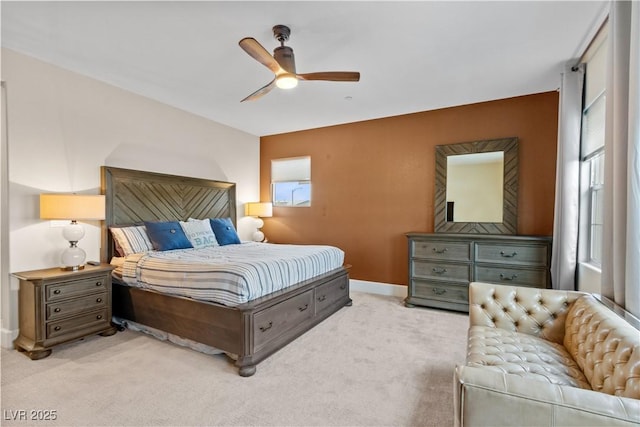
xmin=96 ymin=315 xmax=103 ymax=320
xmin=432 ymin=268 xmax=447 ymax=275
xmin=96 ymin=298 xmax=103 ymax=303
xmin=298 ymin=303 xmax=309 ymax=312
xmin=500 ymin=251 xmax=518 ymax=258
xmin=54 ymin=308 xmax=61 ymax=313
xmin=54 ymin=326 xmax=61 ymax=331
xmin=432 ymin=288 xmax=446 ymax=295
xmin=53 ymin=289 xmax=61 ymax=295
xmin=432 ymin=247 xmax=448 ymax=254
xmin=95 ymin=281 xmax=103 ymax=287
xmin=500 ymin=274 xmax=518 ymax=281
xmin=340 ymin=284 xmax=346 ymax=290
xmin=317 ymin=295 xmax=327 ymax=302
xmin=259 ymin=321 xmax=273 ymax=332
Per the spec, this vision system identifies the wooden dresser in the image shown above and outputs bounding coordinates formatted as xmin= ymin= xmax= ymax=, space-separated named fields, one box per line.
xmin=13 ymin=264 xmax=117 ymax=359
xmin=406 ymin=233 xmax=552 ymax=312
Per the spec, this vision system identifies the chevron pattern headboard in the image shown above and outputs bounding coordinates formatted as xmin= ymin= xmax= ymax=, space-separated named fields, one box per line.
xmin=100 ymin=166 xmax=236 ymax=262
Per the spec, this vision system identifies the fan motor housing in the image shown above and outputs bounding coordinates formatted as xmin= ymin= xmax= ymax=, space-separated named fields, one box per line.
xmin=274 ymin=46 xmax=296 ymax=74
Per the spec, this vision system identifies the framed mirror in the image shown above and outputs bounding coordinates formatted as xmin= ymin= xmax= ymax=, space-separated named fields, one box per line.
xmin=434 ymin=137 xmax=518 ymax=234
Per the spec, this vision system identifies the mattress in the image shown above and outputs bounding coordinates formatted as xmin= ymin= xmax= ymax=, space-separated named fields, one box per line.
xmin=113 ymin=242 xmax=345 ymax=306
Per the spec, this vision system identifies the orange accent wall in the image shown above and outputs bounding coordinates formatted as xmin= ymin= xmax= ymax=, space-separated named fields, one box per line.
xmin=260 ymin=92 xmax=559 ymax=285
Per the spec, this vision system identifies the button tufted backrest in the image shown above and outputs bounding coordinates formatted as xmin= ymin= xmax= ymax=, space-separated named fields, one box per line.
xmin=469 ymin=282 xmax=586 ymax=345
xmin=564 ymin=294 xmax=640 ymax=398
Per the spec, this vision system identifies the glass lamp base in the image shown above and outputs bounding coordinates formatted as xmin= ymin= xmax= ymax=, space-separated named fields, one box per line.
xmin=61 ymin=245 xmax=86 ymax=271
xmin=252 ymin=231 xmax=265 ymax=242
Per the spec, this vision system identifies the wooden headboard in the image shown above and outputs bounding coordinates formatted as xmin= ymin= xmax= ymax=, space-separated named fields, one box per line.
xmin=100 ymin=166 xmax=237 ymax=262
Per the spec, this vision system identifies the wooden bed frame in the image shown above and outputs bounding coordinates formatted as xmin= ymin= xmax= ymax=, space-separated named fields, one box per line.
xmin=100 ymin=166 xmax=351 ymax=376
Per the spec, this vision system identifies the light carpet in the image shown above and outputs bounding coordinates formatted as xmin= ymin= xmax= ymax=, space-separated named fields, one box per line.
xmin=1 ymin=291 xmax=468 ymax=427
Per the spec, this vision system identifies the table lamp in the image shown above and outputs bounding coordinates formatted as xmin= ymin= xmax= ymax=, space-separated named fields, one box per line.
xmin=40 ymin=194 xmax=106 ymax=270
xmin=245 ymin=202 xmax=273 ymax=242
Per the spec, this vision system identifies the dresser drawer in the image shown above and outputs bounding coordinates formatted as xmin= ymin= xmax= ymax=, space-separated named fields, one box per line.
xmin=253 ymin=290 xmax=314 ymax=351
xmin=411 ymin=240 xmax=471 ymax=262
xmin=314 ymin=276 xmax=349 ymax=315
xmin=475 ymin=243 xmax=549 ymax=267
xmin=412 ymin=280 xmax=469 ymax=304
xmin=475 ymin=265 xmax=549 ymax=288
xmin=46 ymin=309 xmax=109 ymax=339
xmin=46 ymin=292 xmax=108 ymax=321
xmin=412 ymin=259 xmax=471 ymax=283
xmin=46 ymin=275 xmax=109 ymax=302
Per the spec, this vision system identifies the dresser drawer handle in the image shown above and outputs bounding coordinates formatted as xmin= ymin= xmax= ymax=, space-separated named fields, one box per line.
xmin=54 ymin=326 xmax=61 ymax=331
xmin=500 ymin=251 xmax=518 ymax=258
xmin=340 ymin=284 xmax=346 ymax=290
xmin=96 ymin=298 xmax=103 ymax=303
xmin=298 ymin=303 xmax=309 ymax=312
xmin=317 ymin=295 xmax=327 ymax=302
xmin=432 ymin=267 xmax=447 ymax=275
xmin=500 ymin=274 xmax=518 ymax=281
xmin=259 ymin=321 xmax=273 ymax=332
xmin=432 ymin=288 xmax=446 ymax=295
xmin=96 ymin=315 xmax=103 ymax=320
xmin=53 ymin=289 xmax=61 ymax=295
xmin=54 ymin=308 xmax=61 ymax=313
xmin=432 ymin=247 xmax=448 ymax=254
xmin=95 ymin=281 xmax=103 ymax=287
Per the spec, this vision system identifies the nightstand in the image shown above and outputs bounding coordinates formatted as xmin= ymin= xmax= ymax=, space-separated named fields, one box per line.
xmin=12 ymin=263 xmax=117 ymax=360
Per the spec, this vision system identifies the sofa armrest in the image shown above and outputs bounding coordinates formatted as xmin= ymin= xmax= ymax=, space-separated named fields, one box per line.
xmin=454 ymin=365 xmax=640 ymax=427
xmin=468 ymin=282 xmax=587 ymax=344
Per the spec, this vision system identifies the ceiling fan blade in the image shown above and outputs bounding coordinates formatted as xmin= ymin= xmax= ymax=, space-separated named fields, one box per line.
xmin=241 ymin=78 xmax=277 ymax=102
xmin=239 ymin=37 xmax=283 ymax=74
xmin=297 ymin=72 xmax=360 ymax=82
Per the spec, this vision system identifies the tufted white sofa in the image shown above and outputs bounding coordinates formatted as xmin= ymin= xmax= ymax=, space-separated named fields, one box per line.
xmin=454 ymin=282 xmax=640 ymax=427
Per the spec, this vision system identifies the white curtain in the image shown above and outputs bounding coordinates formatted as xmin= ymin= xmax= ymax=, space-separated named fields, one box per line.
xmin=601 ymin=0 xmax=640 ymax=317
xmin=551 ymin=64 xmax=584 ymax=291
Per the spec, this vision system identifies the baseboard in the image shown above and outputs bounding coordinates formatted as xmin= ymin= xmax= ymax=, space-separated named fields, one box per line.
xmin=1 ymin=325 xmax=17 ymax=349
xmin=349 ymin=279 xmax=407 ymax=298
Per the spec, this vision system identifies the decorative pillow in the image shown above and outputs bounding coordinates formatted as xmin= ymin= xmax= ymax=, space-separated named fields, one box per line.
xmin=179 ymin=219 xmax=218 ymax=249
xmin=209 ymin=218 xmax=241 ymax=245
xmin=144 ymin=221 xmax=193 ymax=251
xmin=110 ymin=225 xmax=154 ymax=256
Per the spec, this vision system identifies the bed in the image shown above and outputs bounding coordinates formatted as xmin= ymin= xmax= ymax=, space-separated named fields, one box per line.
xmin=100 ymin=166 xmax=351 ymax=376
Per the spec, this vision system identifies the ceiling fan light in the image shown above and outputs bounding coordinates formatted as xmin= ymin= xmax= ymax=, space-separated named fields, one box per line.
xmin=276 ymin=74 xmax=298 ymax=89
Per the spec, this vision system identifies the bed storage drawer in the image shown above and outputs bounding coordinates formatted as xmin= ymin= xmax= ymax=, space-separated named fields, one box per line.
xmin=253 ymin=290 xmax=314 ymax=352
xmin=314 ymin=275 xmax=349 ymax=315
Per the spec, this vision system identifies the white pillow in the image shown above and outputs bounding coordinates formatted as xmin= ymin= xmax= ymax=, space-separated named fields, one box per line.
xmin=179 ymin=219 xmax=218 ymax=249
xmin=110 ymin=225 xmax=154 ymax=256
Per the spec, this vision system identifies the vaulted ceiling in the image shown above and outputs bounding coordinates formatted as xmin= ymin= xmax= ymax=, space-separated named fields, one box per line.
xmin=1 ymin=1 xmax=607 ymax=136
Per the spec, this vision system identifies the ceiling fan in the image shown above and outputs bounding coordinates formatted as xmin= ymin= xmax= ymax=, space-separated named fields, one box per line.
xmin=238 ymin=25 xmax=360 ymax=102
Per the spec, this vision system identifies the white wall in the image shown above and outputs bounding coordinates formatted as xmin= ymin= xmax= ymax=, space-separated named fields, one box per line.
xmin=0 ymin=48 xmax=261 ymax=347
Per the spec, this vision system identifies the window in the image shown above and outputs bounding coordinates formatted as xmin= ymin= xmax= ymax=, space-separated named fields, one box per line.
xmin=271 ymin=156 xmax=311 ymax=207
xmin=579 ymin=25 xmax=607 ymax=269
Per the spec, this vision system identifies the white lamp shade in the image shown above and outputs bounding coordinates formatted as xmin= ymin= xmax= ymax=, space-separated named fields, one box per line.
xmin=245 ymin=202 xmax=273 ymax=218
xmin=40 ymin=194 xmax=105 ymax=220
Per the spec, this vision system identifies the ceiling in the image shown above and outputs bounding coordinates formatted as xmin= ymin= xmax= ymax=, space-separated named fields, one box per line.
xmin=1 ymin=1 xmax=607 ymax=137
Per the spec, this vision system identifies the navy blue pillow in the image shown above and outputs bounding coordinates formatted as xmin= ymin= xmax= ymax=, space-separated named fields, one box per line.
xmin=144 ymin=221 xmax=193 ymax=251
xmin=210 ymin=218 xmax=241 ymax=245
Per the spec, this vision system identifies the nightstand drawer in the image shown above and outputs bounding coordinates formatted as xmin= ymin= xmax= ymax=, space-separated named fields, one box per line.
xmin=46 ymin=275 xmax=109 ymax=302
xmin=411 ymin=240 xmax=471 ymax=261
xmin=475 ymin=243 xmax=549 ymax=267
xmin=412 ymin=260 xmax=471 ymax=283
xmin=46 ymin=309 xmax=109 ymax=339
xmin=46 ymin=292 xmax=108 ymax=321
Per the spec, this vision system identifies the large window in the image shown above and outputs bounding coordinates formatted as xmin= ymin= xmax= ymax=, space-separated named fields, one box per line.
xmin=271 ymin=156 xmax=311 ymax=207
xmin=579 ymin=26 xmax=607 ymax=270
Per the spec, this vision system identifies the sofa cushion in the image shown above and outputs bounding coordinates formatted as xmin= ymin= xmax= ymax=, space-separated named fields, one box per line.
xmin=467 ymin=325 xmax=592 ymax=389
xmin=564 ymin=294 xmax=640 ymax=399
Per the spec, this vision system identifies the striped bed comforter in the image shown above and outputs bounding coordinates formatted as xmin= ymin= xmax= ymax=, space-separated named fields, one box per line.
xmin=115 ymin=242 xmax=345 ymax=307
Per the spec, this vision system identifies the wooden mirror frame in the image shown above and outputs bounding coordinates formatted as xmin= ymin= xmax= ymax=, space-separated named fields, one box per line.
xmin=434 ymin=137 xmax=519 ymax=234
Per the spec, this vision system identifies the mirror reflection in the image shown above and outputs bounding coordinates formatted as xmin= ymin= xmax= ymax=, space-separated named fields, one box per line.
xmin=446 ymin=152 xmax=504 ymax=223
